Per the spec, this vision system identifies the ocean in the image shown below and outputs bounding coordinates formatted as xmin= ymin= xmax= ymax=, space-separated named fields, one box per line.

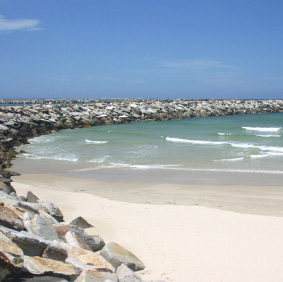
xmin=16 ymin=112 xmax=283 ymax=175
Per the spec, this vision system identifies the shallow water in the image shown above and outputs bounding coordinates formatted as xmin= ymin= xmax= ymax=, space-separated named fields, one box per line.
xmin=17 ymin=113 xmax=283 ymax=174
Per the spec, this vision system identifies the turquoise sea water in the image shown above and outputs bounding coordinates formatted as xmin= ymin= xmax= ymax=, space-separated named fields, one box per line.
xmin=18 ymin=113 xmax=283 ymax=174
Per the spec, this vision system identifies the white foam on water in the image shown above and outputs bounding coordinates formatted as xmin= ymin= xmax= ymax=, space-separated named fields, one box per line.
xmin=186 ymin=168 xmax=283 ymax=174
xmin=23 ymin=153 xmax=79 ymax=162
xmin=28 ymin=136 xmax=57 ymax=144
xmin=217 ymin=133 xmax=234 ymax=136
xmin=166 ymin=136 xmax=283 ymax=154
xmin=166 ymin=137 xmax=226 ymax=145
xmin=242 ymin=127 xmax=281 ymax=132
xmin=104 ymin=162 xmax=180 ymax=170
xmin=215 ymin=157 xmax=244 ymax=162
xmin=249 ymin=154 xmax=270 ymax=159
xmin=88 ymin=156 xmax=110 ymax=163
xmin=85 ymin=139 xmax=108 ymax=144
xmin=256 ymin=134 xmax=281 ymax=138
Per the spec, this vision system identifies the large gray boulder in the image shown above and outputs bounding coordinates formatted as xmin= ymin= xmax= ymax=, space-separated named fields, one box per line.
xmin=0 ymin=226 xmax=67 ymax=261
xmin=74 ymin=269 xmax=118 ymax=282
xmin=55 ymin=224 xmax=105 ymax=252
xmin=100 ymin=242 xmax=145 ymax=271
xmin=23 ymin=213 xmax=61 ymax=241
xmin=37 ymin=198 xmax=64 ymax=222
xmin=116 ymin=263 xmax=142 ymax=282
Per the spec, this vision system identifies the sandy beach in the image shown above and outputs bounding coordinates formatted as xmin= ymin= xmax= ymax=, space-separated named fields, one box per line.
xmin=11 ymin=172 xmax=283 ymax=282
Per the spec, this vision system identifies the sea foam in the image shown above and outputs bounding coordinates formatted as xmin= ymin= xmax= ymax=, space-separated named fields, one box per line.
xmin=242 ymin=127 xmax=281 ymax=132
xmin=166 ymin=137 xmax=226 ymax=145
xmin=85 ymin=139 xmax=108 ymax=144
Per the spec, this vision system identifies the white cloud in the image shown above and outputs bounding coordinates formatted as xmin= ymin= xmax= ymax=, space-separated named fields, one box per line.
xmin=158 ymin=59 xmax=239 ymax=70
xmin=0 ymin=14 xmax=41 ymax=32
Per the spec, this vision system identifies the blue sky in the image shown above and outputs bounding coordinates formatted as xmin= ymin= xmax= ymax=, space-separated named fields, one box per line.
xmin=1 ymin=0 xmax=283 ymax=99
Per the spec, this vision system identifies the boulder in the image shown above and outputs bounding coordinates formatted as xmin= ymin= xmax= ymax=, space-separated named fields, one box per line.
xmin=0 ymin=226 xmax=67 ymax=260
xmin=0 ymin=232 xmax=24 ymax=279
xmin=0 ymin=175 xmax=16 ymax=194
xmin=23 ymin=213 xmax=61 ymax=241
xmin=3 ymin=275 xmax=69 ymax=281
xmin=0 ymin=203 xmax=25 ymax=231
xmin=65 ymin=231 xmax=92 ymax=251
xmin=74 ymin=269 xmax=118 ymax=282
xmin=37 ymin=198 xmax=64 ymax=222
xmin=58 ymin=242 xmax=114 ymax=272
xmin=116 ymin=263 xmax=142 ymax=282
xmin=70 ymin=216 xmax=93 ymax=229
xmin=100 ymin=242 xmax=145 ymax=271
xmin=26 ymin=191 xmax=39 ymax=203
xmin=39 ymin=210 xmax=58 ymax=225
xmin=41 ymin=244 xmax=68 ymax=262
xmin=55 ymin=224 xmax=105 ymax=252
xmin=23 ymin=256 xmax=77 ymax=280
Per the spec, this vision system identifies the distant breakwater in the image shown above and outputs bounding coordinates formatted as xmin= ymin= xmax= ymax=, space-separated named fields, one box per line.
xmin=1 ymin=98 xmax=283 ymax=169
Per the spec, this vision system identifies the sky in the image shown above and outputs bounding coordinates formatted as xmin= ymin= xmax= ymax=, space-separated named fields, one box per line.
xmin=0 ymin=0 xmax=283 ymax=99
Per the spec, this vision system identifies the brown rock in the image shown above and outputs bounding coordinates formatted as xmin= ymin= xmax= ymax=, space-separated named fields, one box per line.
xmin=0 ymin=204 xmax=24 ymax=231
xmin=23 ymin=256 xmax=77 ymax=280
xmin=0 ymin=232 xmax=24 ymax=279
xmin=59 ymin=242 xmax=114 ymax=272
xmin=74 ymin=269 xmax=118 ymax=282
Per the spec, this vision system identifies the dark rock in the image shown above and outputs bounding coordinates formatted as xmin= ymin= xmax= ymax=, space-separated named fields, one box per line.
xmin=3 ymin=275 xmax=69 ymax=281
xmin=69 ymin=216 xmax=94 ymax=229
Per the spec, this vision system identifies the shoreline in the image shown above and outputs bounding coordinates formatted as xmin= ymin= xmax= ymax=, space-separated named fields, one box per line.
xmin=11 ymin=173 xmax=283 ymax=282
xmin=11 ymin=171 xmax=283 ymax=217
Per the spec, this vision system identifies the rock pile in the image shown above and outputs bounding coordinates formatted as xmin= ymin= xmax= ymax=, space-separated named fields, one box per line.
xmin=0 ymin=179 xmax=162 ymax=282
xmin=1 ymin=99 xmax=283 ymax=169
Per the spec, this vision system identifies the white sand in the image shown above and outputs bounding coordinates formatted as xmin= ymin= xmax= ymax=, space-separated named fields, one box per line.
xmin=12 ymin=180 xmax=283 ymax=282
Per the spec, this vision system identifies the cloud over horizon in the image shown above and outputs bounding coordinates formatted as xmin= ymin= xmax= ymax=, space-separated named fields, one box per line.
xmin=0 ymin=14 xmax=41 ymax=32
